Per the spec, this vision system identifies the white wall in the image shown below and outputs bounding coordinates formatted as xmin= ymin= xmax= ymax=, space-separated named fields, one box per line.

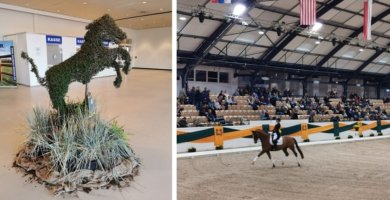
xmin=132 ymin=27 xmax=172 ymax=70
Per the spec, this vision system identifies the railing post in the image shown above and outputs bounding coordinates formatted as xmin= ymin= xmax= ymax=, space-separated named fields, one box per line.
xmin=214 ymin=126 xmax=224 ymax=149
xmin=358 ymin=121 xmax=363 ymax=137
xmin=333 ymin=121 xmax=339 ymax=137
xmin=377 ymin=119 xmax=382 ymax=134
xmin=301 ymin=123 xmax=309 ymax=141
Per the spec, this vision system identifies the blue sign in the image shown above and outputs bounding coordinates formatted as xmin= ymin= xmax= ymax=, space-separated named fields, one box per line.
xmin=46 ymin=35 xmax=62 ymax=44
xmin=76 ymin=37 xmax=85 ymax=45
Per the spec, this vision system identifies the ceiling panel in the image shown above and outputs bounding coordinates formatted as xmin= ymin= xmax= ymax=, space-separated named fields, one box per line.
xmin=301 ymin=54 xmax=318 ymax=65
xmin=311 ymin=41 xmax=335 ymax=55
xmin=273 ymin=51 xmax=288 ymax=62
xmin=342 ymin=0 xmax=363 ymax=12
xmin=0 ymin=0 xmax=171 ymax=29
xmin=255 ymin=33 xmax=273 ymax=46
xmin=332 ymin=28 xmax=354 ymax=37
xmin=371 ymin=3 xmax=388 ymax=17
xmin=343 ymin=60 xmax=363 ymax=70
xmin=226 ymin=43 xmax=248 ymax=57
xmin=181 ymin=18 xmax=222 ymax=37
xmin=335 ymin=0 xmax=355 ymax=9
xmin=178 ymin=37 xmax=204 ymax=51
xmin=344 ymin=15 xmax=363 ymax=28
xmin=286 ymin=52 xmax=304 ymax=64
xmin=354 ymin=49 xmax=376 ymax=60
xmin=271 ymin=0 xmax=298 ymax=10
xmin=330 ymin=11 xmax=354 ymax=23
xmin=284 ymin=36 xmax=307 ymax=50
xmin=319 ymin=8 xmax=339 ymax=20
xmin=209 ymin=41 xmax=228 ymax=55
xmin=378 ymin=66 xmax=390 ymax=74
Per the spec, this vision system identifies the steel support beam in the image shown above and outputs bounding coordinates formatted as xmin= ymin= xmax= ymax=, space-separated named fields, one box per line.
xmin=316 ymin=7 xmax=390 ymax=68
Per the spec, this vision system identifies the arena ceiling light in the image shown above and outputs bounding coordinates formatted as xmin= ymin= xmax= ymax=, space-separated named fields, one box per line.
xmin=311 ymin=22 xmax=323 ymax=32
xmin=258 ymin=30 xmax=265 ymax=35
xmin=179 ymin=16 xmax=187 ymax=21
xmin=315 ymin=40 xmax=321 ymax=44
xmin=233 ymin=4 xmax=246 ymax=16
xmin=359 ymin=48 xmax=364 ymax=52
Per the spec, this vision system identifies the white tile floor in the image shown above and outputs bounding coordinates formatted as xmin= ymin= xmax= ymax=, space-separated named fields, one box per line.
xmin=0 ymin=69 xmax=172 ymax=200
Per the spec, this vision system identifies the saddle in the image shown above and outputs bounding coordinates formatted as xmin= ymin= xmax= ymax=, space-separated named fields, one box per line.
xmin=268 ymin=132 xmax=283 ymax=145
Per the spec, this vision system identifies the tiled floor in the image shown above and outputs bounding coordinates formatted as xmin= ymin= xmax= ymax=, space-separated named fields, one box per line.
xmin=0 ymin=69 xmax=172 ymax=200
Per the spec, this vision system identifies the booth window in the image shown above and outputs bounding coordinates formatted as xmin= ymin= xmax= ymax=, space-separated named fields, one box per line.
xmin=195 ymin=70 xmax=206 ymax=82
xmin=208 ymin=71 xmax=218 ymax=82
xmin=187 ymin=70 xmax=194 ymax=81
xmin=219 ymin=72 xmax=229 ymax=83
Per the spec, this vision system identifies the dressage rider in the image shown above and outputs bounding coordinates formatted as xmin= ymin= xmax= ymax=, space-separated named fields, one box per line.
xmin=272 ymin=118 xmax=282 ymax=150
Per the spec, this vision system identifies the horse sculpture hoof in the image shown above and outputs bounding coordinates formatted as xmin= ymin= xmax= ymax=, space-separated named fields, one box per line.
xmin=272 ymin=164 xmax=275 ymax=168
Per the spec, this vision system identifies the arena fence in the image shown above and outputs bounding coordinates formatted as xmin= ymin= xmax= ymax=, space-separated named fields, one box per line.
xmin=177 ymin=120 xmax=390 ymax=153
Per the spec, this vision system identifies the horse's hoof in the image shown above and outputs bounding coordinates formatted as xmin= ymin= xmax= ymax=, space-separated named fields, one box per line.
xmin=298 ymin=163 xmax=301 ymax=167
xmin=272 ymin=164 xmax=275 ymax=168
xmin=281 ymin=161 xmax=284 ymax=166
xmin=251 ymin=162 xmax=255 ymax=165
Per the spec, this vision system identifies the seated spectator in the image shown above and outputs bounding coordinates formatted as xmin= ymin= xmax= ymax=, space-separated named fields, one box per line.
xmin=260 ymin=110 xmax=270 ymax=120
xmin=177 ymin=117 xmax=188 ymax=127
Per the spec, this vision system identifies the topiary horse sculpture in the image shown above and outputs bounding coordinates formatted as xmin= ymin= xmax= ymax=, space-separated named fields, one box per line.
xmin=21 ymin=14 xmax=131 ymax=113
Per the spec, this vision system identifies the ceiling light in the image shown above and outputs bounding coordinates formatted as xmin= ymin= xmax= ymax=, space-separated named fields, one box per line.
xmin=233 ymin=4 xmax=246 ymax=16
xmin=386 ymin=89 xmax=390 ymax=92
xmin=241 ymin=20 xmax=248 ymax=26
xmin=258 ymin=30 xmax=264 ymax=35
xmin=142 ymin=1 xmax=147 ymax=4
xmin=179 ymin=16 xmax=187 ymax=21
xmin=198 ymin=11 xmax=205 ymax=23
xmin=83 ymin=2 xmax=87 ymax=5
xmin=160 ymin=8 xmax=164 ymax=11
xmin=311 ymin=22 xmax=323 ymax=32
xmin=315 ymin=40 xmax=321 ymax=44
xmin=107 ymin=9 xmax=111 ymax=12
xmin=359 ymin=48 xmax=364 ymax=52
xmin=140 ymin=18 xmax=144 ymax=20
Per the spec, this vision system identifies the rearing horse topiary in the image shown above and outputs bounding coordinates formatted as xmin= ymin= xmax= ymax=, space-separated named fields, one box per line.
xmin=21 ymin=14 xmax=131 ymax=113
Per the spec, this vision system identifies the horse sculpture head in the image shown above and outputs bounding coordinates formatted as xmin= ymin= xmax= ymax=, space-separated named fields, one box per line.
xmin=85 ymin=14 xmax=127 ymax=45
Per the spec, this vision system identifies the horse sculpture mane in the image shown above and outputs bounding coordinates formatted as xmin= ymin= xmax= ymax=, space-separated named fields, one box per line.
xmin=21 ymin=14 xmax=131 ymax=113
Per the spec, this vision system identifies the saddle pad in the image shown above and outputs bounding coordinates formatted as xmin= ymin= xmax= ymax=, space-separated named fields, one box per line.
xmin=270 ymin=136 xmax=283 ymax=145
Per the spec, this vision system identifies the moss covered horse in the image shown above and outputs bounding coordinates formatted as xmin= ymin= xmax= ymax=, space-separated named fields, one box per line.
xmin=21 ymin=14 xmax=131 ymax=113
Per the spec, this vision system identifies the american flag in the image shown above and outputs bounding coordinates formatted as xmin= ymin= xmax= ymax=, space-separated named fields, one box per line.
xmin=300 ymin=0 xmax=316 ymax=26
xmin=211 ymin=0 xmax=232 ymax=3
xmin=363 ymin=0 xmax=372 ymax=41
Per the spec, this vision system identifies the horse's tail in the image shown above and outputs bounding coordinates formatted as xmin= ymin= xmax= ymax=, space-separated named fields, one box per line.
xmin=293 ymin=138 xmax=304 ymax=159
xmin=21 ymin=51 xmax=47 ymax=86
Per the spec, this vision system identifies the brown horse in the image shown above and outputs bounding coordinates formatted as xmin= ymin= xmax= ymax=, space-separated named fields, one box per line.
xmin=251 ymin=129 xmax=304 ymax=167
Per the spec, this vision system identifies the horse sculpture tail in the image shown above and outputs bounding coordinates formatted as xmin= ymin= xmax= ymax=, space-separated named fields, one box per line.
xmin=21 ymin=52 xmax=47 ymax=86
xmin=293 ymin=138 xmax=304 ymax=159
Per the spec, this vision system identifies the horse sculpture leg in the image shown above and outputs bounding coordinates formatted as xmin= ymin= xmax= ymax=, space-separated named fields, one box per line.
xmin=251 ymin=150 xmax=265 ymax=165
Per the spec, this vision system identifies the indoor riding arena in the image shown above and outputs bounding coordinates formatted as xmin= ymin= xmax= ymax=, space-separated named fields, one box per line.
xmin=177 ymin=0 xmax=390 ymax=199
xmin=178 ymin=138 xmax=390 ymax=200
